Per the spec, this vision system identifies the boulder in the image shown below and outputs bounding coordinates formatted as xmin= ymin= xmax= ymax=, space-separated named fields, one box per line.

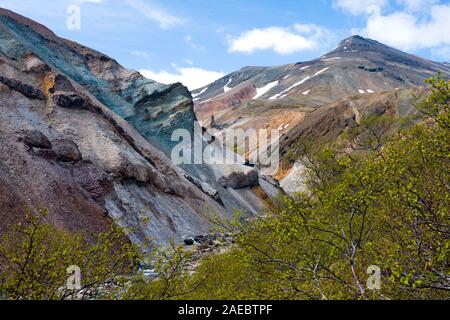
xmin=218 ymin=169 xmax=259 ymax=189
xmin=194 ymin=235 xmax=209 ymax=244
xmin=18 ymin=129 xmax=52 ymax=149
xmin=0 ymin=76 xmax=45 ymax=100
xmin=52 ymin=139 xmax=82 ymax=162
xmin=261 ymin=175 xmax=280 ymax=187
xmin=72 ymin=161 xmax=113 ymax=203
xmin=183 ymin=237 xmax=195 ymax=246
xmin=199 ymin=181 xmax=221 ymax=202
xmin=179 ymin=168 xmax=222 ymax=203
xmin=52 ymin=74 xmax=75 ymax=92
xmin=52 ymin=93 xmax=87 ymax=109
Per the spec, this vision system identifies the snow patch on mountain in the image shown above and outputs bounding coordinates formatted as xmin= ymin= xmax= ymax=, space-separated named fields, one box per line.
xmin=269 ymin=67 xmax=329 ymax=100
xmin=270 ymin=76 xmax=311 ymax=100
xmin=224 ymin=78 xmax=233 ymax=93
xmin=192 ymin=87 xmax=208 ymax=98
xmin=253 ymin=81 xmax=279 ymax=100
xmin=313 ymin=67 xmax=329 ymax=76
xmin=322 ymin=57 xmax=341 ymax=61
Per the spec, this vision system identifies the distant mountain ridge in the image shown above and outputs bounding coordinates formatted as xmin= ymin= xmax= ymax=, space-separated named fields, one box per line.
xmin=194 ymin=35 xmax=449 ymax=101
xmin=193 ymin=35 xmax=450 ymax=129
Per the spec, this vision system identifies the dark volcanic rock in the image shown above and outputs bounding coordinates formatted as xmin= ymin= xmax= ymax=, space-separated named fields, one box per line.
xmin=52 ymin=74 xmax=75 ymax=92
xmin=184 ymin=237 xmax=195 ymax=246
xmin=218 ymin=169 xmax=259 ymax=189
xmin=52 ymin=93 xmax=88 ymax=109
xmin=0 ymin=76 xmax=45 ymax=100
xmin=194 ymin=235 xmax=208 ymax=243
xmin=52 ymin=139 xmax=82 ymax=162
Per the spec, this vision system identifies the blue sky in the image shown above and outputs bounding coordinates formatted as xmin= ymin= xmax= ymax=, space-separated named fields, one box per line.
xmin=1 ymin=0 xmax=449 ymax=89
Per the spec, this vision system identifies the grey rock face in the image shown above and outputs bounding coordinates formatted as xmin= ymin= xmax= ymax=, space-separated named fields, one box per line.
xmin=0 ymin=8 xmax=283 ymax=246
xmin=279 ymin=161 xmax=308 ymax=195
xmin=179 ymin=168 xmax=221 ymax=203
xmin=0 ymin=8 xmax=231 ymax=245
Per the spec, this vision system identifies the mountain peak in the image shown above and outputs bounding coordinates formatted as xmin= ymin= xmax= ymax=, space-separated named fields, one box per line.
xmin=329 ymin=34 xmax=425 ymax=61
xmin=337 ymin=35 xmax=386 ymax=50
xmin=341 ymin=35 xmax=370 ymax=43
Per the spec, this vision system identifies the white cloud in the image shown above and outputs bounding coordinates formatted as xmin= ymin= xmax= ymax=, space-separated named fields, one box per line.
xmin=182 ymin=58 xmax=194 ymax=65
xmin=77 ymin=0 xmax=103 ymax=3
xmin=185 ymin=35 xmax=206 ymax=51
xmin=228 ymin=24 xmax=331 ymax=55
xmin=140 ymin=65 xmax=225 ymax=91
xmin=396 ymin=0 xmax=438 ymax=12
xmin=434 ymin=46 xmax=450 ymax=60
xmin=131 ymin=50 xmax=152 ymax=61
xmin=125 ymin=0 xmax=183 ymax=29
xmin=332 ymin=0 xmax=388 ymax=15
xmin=360 ymin=3 xmax=450 ymax=51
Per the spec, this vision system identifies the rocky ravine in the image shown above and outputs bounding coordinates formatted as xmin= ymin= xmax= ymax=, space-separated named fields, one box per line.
xmin=0 ymin=8 xmax=279 ymax=246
